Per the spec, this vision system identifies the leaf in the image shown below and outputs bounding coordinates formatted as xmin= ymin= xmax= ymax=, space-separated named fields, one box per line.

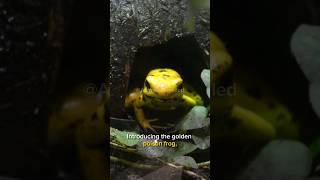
xmin=291 ymin=24 xmax=320 ymax=118
xmin=110 ymin=127 xmax=117 ymax=137
xmin=291 ymin=24 xmax=320 ymax=83
xmin=174 ymin=142 xmax=198 ymax=157
xmin=237 ymin=140 xmax=312 ymax=180
xmin=137 ymin=139 xmax=176 ymax=158
xmin=110 ymin=127 xmax=140 ymax=147
xmin=201 ymin=69 xmax=210 ymax=87
xmin=192 ymin=130 xmax=210 ymax=149
xmin=176 ymin=106 xmax=209 ymax=130
xmin=173 ymin=156 xmax=198 ymax=169
xmin=201 ymin=69 xmax=210 ymax=98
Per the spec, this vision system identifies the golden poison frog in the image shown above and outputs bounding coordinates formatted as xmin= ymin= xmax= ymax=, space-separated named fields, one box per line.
xmin=125 ymin=68 xmax=203 ymax=132
xmin=48 ymin=83 xmax=107 ymax=180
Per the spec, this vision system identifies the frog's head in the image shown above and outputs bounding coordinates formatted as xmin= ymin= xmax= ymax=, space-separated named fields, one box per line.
xmin=143 ymin=68 xmax=183 ymax=99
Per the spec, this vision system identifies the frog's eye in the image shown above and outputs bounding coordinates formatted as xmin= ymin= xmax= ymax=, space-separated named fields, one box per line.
xmin=145 ymin=80 xmax=151 ymax=89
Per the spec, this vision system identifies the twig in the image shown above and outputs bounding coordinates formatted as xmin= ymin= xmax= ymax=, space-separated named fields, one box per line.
xmin=111 ymin=155 xmax=209 ymax=179
xmin=110 ymin=155 xmax=159 ymax=170
xmin=198 ymin=161 xmax=210 ymax=169
xmin=110 ymin=141 xmax=210 ymax=169
xmin=110 ymin=117 xmax=133 ymax=122
xmin=110 ymin=141 xmax=137 ymax=153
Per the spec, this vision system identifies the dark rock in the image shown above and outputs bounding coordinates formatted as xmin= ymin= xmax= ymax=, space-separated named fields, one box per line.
xmin=110 ymin=0 xmax=210 ymax=117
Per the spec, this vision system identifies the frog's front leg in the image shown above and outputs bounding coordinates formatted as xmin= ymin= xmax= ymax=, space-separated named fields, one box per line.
xmin=133 ymin=105 xmax=157 ymax=132
xmin=125 ymin=89 xmax=157 ymax=132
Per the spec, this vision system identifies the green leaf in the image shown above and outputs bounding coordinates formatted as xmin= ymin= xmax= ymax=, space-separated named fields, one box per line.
xmin=238 ymin=140 xmax=312 ymax=179
xmin=201 ymin=69 xmax=210 ymax=98
xmin=201 ymin=69 xmax=210 ymax=87
xmin=176 ymin=106 xmax=209 ymax=130
xmin=174 ymin=142 xmax=198 ymax=157
xmin=192 ymin=134 xmax=210 ymax=150
xmin=173 ymin=156 xmax=199 ymax=169
xmin=136 ymin=140 xmax=176 ymax=158
xmin=110 ymin=127 xmax=117 ymax=137
xmin=291 ymin=24 xmax=320 ymax=118
xmin=110 ymin=127 xmax=140 ymax=147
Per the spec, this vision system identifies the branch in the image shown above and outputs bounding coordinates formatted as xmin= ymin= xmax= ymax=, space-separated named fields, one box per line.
xmin=110 ymin=155 xmax=159 ymax=170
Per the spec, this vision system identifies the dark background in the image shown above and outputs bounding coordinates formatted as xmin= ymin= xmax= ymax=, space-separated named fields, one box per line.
xmin=2 ymin=0 xmax=320 ymax=179
xmin=0 ymin=0 xmax=51 ymax=178
xmin=213 ymin=0 xmax=320 ymax=179
xmin=0 ymin=0 xmax=106 ymax=179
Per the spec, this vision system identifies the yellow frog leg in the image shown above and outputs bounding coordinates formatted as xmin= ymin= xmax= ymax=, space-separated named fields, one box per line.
xmin=182 ymin=94 xmax=198 ymax=106
xmin=133 ymin=105 xmax=157 ymax=132
xmin=125 ymin=89 xmax=156 ymax=132
xmin=125 ymin=88 xmax=141 ymax=108
xmin=182 ymin=86 xmax=204 ymax=106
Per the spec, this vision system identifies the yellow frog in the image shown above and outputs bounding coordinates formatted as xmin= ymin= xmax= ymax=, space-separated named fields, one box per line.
xmin=125 ymin=68 xmax=203 ymax=132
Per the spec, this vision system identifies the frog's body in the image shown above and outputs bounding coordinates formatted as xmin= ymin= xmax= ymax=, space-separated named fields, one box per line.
xmin=125 ymin=68 xmax=203 ymax=131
